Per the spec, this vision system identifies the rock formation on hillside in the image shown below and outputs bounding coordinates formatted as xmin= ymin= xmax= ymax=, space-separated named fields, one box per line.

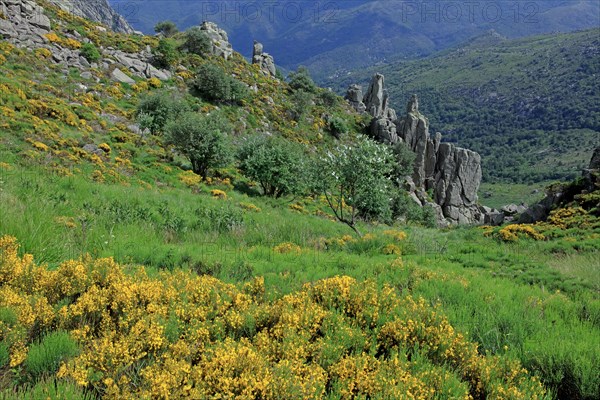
xmin=519 ymin=145 xmax=600 ymax=223
xmin=252 ymin=40 xmax=276 ymax=77
xmin=345 ymin=74 xmax=490 ymax=225
xmin=47 ymin=0 xmax=133 ymax=33
xmin=0 ymin=0 xmax=171 ymax=81
xmin=200 ymin=21 xmax=233 ymax=60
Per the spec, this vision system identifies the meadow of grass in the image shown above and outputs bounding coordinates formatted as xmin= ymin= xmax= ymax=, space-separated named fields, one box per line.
xmin=0 ymin=164 xmax=598 ymax=399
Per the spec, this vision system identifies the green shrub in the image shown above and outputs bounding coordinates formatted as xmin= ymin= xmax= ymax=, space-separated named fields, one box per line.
xmin=79 ymin=43 xmax=101 ymax=63
xmin=289 ymin=90 xmax=313 ymax=121
xmin=237 ymin=135 xmax=307 ymax=198
xmin=154 ymin=20 xmax=178 ymax=37
xmin=318 ymin=90 xmax=340 ymax=107
xmin=0 ymin=306 xmax=17 ymax=326
xmin=181 ymin=26 xmax=211 ymax=56
xmin=288 ymin=66 xmax=316 ymax=93
xmin=328 ymin=116 xmax=349 ymax=138
xmin=392 ymin=141 xmax=416 ymax=179
xmin=189 ymin=63 xmax=249 ymax=104
xmin=154 ymin=38 xmax=178 ymax=69
xmin=0 ymin=341 xmax=9 ymax=368
xmin=165 ymin=111 xmax=233 ymax=178
xmin=25 ymin=331 xmax=79 ymax=380
xmin=136 ymin=90 xmax=190 ymax=135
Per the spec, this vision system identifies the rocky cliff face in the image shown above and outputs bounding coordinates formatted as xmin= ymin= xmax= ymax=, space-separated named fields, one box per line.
xmin=47 ymin=0 xmax=132 ymax=33
xmin=346 ymin=74 xmax=489 ymax=225
xmin=200 ymin=21 xmax=233 ymax=60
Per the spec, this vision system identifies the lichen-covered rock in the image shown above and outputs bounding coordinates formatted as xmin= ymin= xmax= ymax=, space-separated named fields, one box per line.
xmin=252 ymin=40 xmax=276 ymax=77
xmin=345 ymin=84 xmax=366 ymax=113
xmin=200 ymin=21 xmax=233 ymax=60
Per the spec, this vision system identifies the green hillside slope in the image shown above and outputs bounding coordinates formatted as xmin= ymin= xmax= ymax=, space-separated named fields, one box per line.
xmin=330 ymin=29 xmax=600 ymax=183
xmin=0 ymin=3 xmax=599 ymax=399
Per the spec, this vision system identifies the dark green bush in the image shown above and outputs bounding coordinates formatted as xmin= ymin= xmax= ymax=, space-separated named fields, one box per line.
xmin=79 ymin=43 xmax=101 ymax=63
xmin=181 ymin=26 xmax=211 ymax=56
xmin=237 ymin=135 xmax=307 ymax=198
xmin=288 ymin=66 xmax=316 ymax=93
xmin=189 ymin=63 xmax=249 ymax=104
xmin=135 ymin=90 xmax=190 ymax=135
xmin=165 ymin=111 xmax=233 ymax=178
xmin=154 ymin=38 xmax=178 ymax=69
xmin=154 ymin=20 xmax=178 ymax=37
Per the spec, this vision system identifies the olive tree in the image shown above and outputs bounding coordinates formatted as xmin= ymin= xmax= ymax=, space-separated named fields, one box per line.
xmin=314 ymin=136 xmax=394 ymax=236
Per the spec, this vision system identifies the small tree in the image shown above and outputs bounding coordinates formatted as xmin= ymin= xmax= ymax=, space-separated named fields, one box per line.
xmin=237 ymin=135 xmax=307 ymax=198
xmin=290 ymin=90 xmax=313 ymax=122
xmin=165 ymin=111 xmax=232 ymax=178
xmin=154 ymin=38 xmax=178 ymax=69
xmin=288 ymin=66 xmax=316 ymax=93
xmin=314 ymin=136 xmax=394 ymax=236
xmin=392 ymin=141 xmax=416 ymax=180
xmin=136 ymin=91 xmax=190 ymax=135
xmin=154 ymin=21 xmax=178 ymax=37
xmin=190 ymin=63 xmax=249 ymax=104
xmin=181 ymin=26 xmax=211 ymax=56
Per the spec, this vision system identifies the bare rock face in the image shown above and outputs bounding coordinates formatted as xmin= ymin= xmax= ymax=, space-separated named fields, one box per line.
xmin=347 ymin=73 xmax=488 ymax=225
xmin=47 ymin=0 xmax=133 ymax=33
xmin=345 ymin=84 xmax=366 ymax=113
xmin=252 ymin=40 xmax=276 ymax=77
xmin=200 ymin=21 xmax=233 ymax=60
xmin=363 ymin=74 xmax=398 ymax=144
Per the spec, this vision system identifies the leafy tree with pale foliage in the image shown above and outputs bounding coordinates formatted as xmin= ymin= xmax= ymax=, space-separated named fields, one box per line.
xmin=314 ymin=136 xmax=394 ymax=236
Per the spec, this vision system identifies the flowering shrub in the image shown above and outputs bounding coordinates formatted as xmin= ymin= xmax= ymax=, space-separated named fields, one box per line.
xmin=496 ymin=224 xmax=545 ymax=242
xmin=383 ymin=229 xmax=408 ymax=241
xmin=178 ymin=170 xmax=202 ymax=187
xmin=210 ymin=189 xmax=227 ymax=199
xmin=273 ymin=242 xmax=302 ymax=254
xmin=382 ymin=243 xmax=401 ymax=255
xmin=0 ymin=236 xmax=548 ymax=399
xmin=98 ymin=143 xmax=111 ymax=153
xmin=239 ymin=202 xmax=261 ymax=212
xmin=35 ymin=48 xmax=52 ymax=59
xmin=148 ymin=77 xmax=162 ymax=88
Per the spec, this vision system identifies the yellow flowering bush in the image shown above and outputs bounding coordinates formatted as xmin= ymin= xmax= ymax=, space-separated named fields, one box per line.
xmin=383 ymin=229 xmax=408 ymax=241
xmin=239 ymin=202 xmax=261 ymax=212
xmin=383 ymin=243 xmax=401 ymax=255
xmin=211 ymin=189 xmax=227 ymax=199
xmin=178 ymin=170 xmax=201 ymax=187
xmin=148 ymin=77 xmax=162 ymax=88
xmin=98 ymin=143 xmax=111 ymax=153
xmin=273 ymin=242 xmax=302 ymax=254
xmin=35 ymin=48 xmax=53 ymax=59
xmin=497 ymin=224 xmax=545 ymax=242
xmin=0 ymin=236 xmax=548 ymax=399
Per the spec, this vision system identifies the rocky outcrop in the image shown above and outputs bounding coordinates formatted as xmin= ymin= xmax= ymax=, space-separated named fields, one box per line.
xmin=362 ymin=74 xmax=398 ymax=144
xmin=1 ymin=0 xmax=52 ymax=42
xmin=252 ymin=40 xmax=276 ymax=77
xmin=344 ymin=84 xmax=366 ymax=113
xmin=200 ymin=21 xmax=233 ymax=60
xmin=47 ymin=0 xmax=133 ymax=33
xmin=347 ymin=73 xmax=491 ymax=225
xmin=0 ymin=0 xmax=171 ymax=81
xmin=519 ymin=145 xmax=600 ymax=223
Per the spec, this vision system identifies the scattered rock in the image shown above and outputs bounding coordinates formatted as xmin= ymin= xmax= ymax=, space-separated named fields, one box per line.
xmin=47 ymin=0 xmax=133 ymax=33
xmin=111 ymin=68 xmax=135 ymax=84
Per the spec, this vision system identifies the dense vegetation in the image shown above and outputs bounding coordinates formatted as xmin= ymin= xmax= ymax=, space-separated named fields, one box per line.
xmin=330 ymin=29 xmax=600 ymax=184
xmin=0 ymin=4 xmax=599 ymax=399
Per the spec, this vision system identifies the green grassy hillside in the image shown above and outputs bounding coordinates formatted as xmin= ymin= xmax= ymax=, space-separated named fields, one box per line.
xmin=330 ymin=29 xmax=600 ymax=184
xmin=0 ymin=3 xmax=599 ymax=399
